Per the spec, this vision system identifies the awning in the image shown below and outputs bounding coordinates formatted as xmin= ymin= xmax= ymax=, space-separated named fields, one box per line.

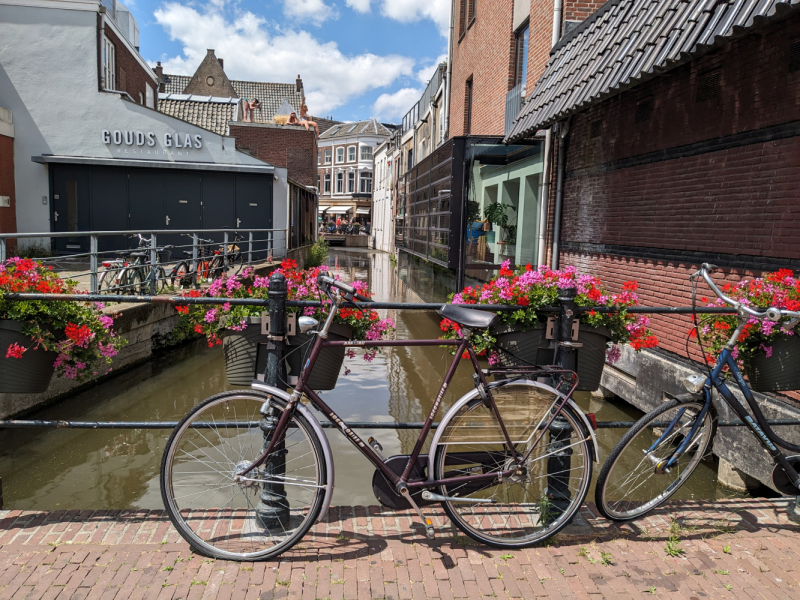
xmin=318 ymin=205 xmax=330 ymax=213
xmin=356 ymin=208 xmax=370 ymax=215
xmin=326 ymin=207 xmax=350 ymax=214
xmin=32 ymin=154 xmax=274 ymax=174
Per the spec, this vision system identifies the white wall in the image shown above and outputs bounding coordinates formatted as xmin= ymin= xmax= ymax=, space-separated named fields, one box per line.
xmin=371 ymin=144 xmax=393 ymax=254
xmin=0 ymin=3 xmax=279 ymax=235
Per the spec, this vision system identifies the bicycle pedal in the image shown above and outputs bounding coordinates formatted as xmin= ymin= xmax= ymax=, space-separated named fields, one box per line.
xmin=368 ymin=437 xmax=386 ymax=461
xmin=425 ymin=523 xmax=436 ymax=540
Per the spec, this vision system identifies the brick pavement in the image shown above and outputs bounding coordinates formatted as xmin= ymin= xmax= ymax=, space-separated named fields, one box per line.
xmin=0 ymin=498 xmax=798 ymax=599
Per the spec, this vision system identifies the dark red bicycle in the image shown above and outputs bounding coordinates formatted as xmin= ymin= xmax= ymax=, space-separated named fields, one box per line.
xmin=160 ymin=275 xmax=599 ymax=560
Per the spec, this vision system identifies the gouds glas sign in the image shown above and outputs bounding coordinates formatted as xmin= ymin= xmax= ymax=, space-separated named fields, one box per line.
xmin=102 ymin=129 xmax=203 ymax=157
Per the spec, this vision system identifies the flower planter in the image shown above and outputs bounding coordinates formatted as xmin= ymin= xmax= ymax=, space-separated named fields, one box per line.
xmin=285 ymin=323 xmax=352 ymax=391
xmin=745 ymin=334 xmax=800 ymax=392
xmin=492 ymin=322 xmax=611 ymax=392
xmin=0 ymin=320 xmax=57 ymax=393
xmin=223 ymin=316 xmax=269 ymax=386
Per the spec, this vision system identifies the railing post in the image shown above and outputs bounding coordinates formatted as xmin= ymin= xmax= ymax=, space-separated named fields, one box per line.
xmin=257 ymin=271 xmax=289 ymax=528
xmin=191 ymin=234 xmax=199 ymax=288
xmin=547 ymin=286 xmax=577 ymax=517
xmin=89 ymin=235 xmax=99 ymax=293
xmin=149 ymin=232 xmax=158 ymax=295
xmin=248 ymin=232 xmax=253 ymax=266
xmin=223 ymin=231 xmax=229 ymax=276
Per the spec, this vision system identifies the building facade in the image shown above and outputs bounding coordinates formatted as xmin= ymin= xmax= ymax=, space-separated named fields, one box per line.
xmin=371 ymin=128 xmax=401 ymax=253
xmin=317 ymin=120 xmax=391 ymax=225
xmin=0 ymin=0 xmax=285 ymax=256
xmin=0 ymin=106 xmax=15 ymax=237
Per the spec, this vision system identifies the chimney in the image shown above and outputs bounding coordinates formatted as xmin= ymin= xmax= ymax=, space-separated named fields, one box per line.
xmin=296 ymin=74 xmax=303 ymax=93
xmin=155 ymin=61 xmax=165 ymax=93
xmin=218 ymin=58 xmax=224 ymax=70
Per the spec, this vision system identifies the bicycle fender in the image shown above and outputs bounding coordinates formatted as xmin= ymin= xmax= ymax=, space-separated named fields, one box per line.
xmin=426 ymin=379 xmax=600 ymax=480
xmin=250 ymin=382 xmax=335 ymax=524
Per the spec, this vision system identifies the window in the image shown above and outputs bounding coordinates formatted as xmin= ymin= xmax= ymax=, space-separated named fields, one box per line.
xmin=103 ymin=38 xmax=116 ymax=90
xmin=458 ymin=0 xmax=466 ymax=37
xmin=347 ymin=172 xmax=355 ymax=193
xmin=464 ymin=77 xmax=473 ymax=135
xmin=318 ymin=174 xmax=321 ymax=189
xmin=324 ymin=173 xmax=331 ymax=193
xmin=146 ymin=84 xmax=155 ymax=108
xmin=336 ymin=147 xmax=345 ymax=163
xmin=324 ymin=149 xmax=331 ymax=164
xmin=468 ymin=0 xmax=476 ymax=23
xmin=359 ymin=172 xmax=373 ymax=194
xmin=513 ymin=23 xmax=529 ymax=89
xmin=360 ymin=145 xmax=373 ymax=161
xmin=139 ymin=91 xmax=144 ymax=105
xmin=336 ymin=172 xmax=344 ymax=193
xmin=348 ymin=146 xmax=356 ymax=162
xmin=318 ymin=151 xmax=321 ymax=165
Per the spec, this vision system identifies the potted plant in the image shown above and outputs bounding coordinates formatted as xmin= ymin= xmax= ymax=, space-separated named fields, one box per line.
xmin=440 ymin=261 xmax=657 ymax=391
xmin=696 ymin=269 xmax=800 ymax=391
xmin=177 ymin=259 xmax=394 ymax=389
xmin=0 ymin=258 xmax=125 ymax=393
xmin=484 ymin=203 xmax=517 ymax=253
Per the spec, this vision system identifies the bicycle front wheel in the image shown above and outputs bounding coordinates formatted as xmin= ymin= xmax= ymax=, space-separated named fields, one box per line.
xmin=160 ymin=391 xmax=327 ymax=561
xmin=433 ymin=381 xmax=593 ymax=548
xmin=595 ymin=397 xmax=716 ymax=521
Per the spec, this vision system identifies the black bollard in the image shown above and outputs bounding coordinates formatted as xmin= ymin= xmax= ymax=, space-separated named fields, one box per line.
xmin=256 ymin=271 xmax=290 ymax=529
xmin=546 ymin=286 xmax=577 ymax=519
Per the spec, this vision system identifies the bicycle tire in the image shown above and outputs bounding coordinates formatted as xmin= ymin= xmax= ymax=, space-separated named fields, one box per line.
xmin=208 ymin=256 xmax=225 ymax=280
xmin=595 ymin=397 xmax=716 ymax=522
xmin=170 ymin=261 xmax=192 ymax=290
xmin=231 ymin=252 xmax=244 ymax=276
xmin=160 ymin=390 xmax=326 ymax=561
xmin=124 ymin=267 xmax=144 ymax=295
xmin=433 ymin=381 xmax=593 ymax=548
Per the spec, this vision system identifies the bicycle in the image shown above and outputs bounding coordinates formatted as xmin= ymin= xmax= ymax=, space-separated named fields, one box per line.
xmin=595 ymin=263 xmax=800 ymax=521
xmin=159 ymin=275 xmax=600 ymax=560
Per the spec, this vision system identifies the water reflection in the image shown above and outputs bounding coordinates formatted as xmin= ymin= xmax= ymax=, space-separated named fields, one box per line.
xmin=0 ymin=249 xmax=742 ymax=510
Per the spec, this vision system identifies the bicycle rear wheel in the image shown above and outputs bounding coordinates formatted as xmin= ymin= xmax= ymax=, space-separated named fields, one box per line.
xmin=433 ymin=381 xmax=592 ymax=548
xmin=170 ymin=261 xmax=192 ymax=290
xmin=595 ymin=397 xmax=716 ymax=521
xmin=160 ymin=391 xmax=326 ymax=561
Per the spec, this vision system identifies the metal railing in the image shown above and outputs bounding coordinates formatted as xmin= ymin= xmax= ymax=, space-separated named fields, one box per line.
xmin=505 ymin=82 xmax=525 ymax=138
xmin=0 ymin=228 xmax=287 ymax=294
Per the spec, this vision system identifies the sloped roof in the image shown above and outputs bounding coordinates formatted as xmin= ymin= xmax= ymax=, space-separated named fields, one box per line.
xmin=312 ymin=116 xmax=342 ymax=134
xmin=319 ymin=119 xmax=392 ymax=140
xmin=162 ymin=74 xmax=303 ymax=122
xmin=157 ymin=95 xmax=239 ymax=136
xmin=506 ymin=0 xmax=800 ymax=142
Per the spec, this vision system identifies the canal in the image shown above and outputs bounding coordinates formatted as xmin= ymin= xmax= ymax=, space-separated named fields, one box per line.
xmin=0 ymin=249 xmax=749 ymax=510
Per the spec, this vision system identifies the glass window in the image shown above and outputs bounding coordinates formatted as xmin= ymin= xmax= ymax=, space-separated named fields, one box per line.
xmin=324 ymin=149 xmax=331 ymax=164
xmin=146 ymin=84 xmax=154 ymax=108
xmin=103 ymin=38 xmax=116 ymax=90
xmin=514 ymin=24 xmax=529 ymax=88
xmin=317 ymin=151 xmax=321 ymax=165
xmin=323 ymin=173 xmax=331 ymax=193
xmin=336 ymin=172 xmax=343 ymax=193
xmin=360 ymin=145 xmax=373 ymax=161
xmin=336 ymin=148 xmax=345 ymax=163
xmin=347 ymin=172 xmax=355 ymax=193
xmin=360 ymin=172 xmax=373 ymax=193
xmin=348 ymin=146 xmax=356 ymax=162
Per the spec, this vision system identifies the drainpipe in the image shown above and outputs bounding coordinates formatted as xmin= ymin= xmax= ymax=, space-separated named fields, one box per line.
xmin=98 ymin=9 xmax=107 ymax=91
xmin=551 ymin=118 xmax=570 ymax=269
xmin=443 ymin=0 xmax=455 ymax=140
xmin=535 ymin=0 xmax=564 ymax=267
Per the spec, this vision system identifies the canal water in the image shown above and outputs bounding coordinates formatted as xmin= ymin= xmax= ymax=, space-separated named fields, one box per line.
xmin=0 ymin=249 xmax=746 ymax=510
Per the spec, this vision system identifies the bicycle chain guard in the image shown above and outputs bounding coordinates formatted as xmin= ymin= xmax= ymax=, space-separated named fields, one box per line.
xmin=772 ymin=456 xmax=800 ymax=495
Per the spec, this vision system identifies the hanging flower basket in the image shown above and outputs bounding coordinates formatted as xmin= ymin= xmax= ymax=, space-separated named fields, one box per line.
xmin=744 ymin=334 xmax=800 ymax=392
xmin=492 ymin=322 xmax=612 ymax=392
xmin=285 ymin=323 xmax=352 ymax=391
xmin=0 ymin=320 xmax=57 ymax=393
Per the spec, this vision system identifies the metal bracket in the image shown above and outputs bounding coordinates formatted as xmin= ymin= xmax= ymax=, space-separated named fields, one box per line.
xmin=546 ymin=316 xmax=580 ymax=341
xmin=261 ymin=312 xmax=296 ymax=336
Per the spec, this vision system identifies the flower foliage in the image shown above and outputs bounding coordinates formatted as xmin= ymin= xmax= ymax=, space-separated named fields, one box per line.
xmin=441 ymin=261 xmax=657 ymax=363
xmin=695 ymin=269 xmax=800 ymax=368
xmin=177 ymin=259 xmax=394 ymax=360
xmin=0 ymin=258 xmax=125 ymax=380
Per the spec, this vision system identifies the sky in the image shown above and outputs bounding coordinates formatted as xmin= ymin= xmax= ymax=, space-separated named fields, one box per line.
xmin=127 ymin=0 xmax=450 ymax=123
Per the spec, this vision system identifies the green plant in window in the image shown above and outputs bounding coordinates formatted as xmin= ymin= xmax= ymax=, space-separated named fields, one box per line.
xmin=483 ymin=203 xmax=517 ymax=245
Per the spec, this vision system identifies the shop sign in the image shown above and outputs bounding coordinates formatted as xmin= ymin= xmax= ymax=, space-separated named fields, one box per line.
xmin=102 ymin=130 xmax=203 ymax=157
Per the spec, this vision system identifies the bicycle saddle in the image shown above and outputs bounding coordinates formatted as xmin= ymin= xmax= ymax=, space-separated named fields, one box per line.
xmin=438 ymin=304 xmax=497 ymax=329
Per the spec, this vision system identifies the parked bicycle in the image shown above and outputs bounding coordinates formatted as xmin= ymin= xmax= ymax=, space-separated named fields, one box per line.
xmin=159 ymin=275 xmax=599 ymax=560
xmin=595 ymin=263 xmax=800 ymax=521
xmin=98 ymin=235 xmax=190 ymax=294
xmin=181 ymin=231 xmax=245 ymax=284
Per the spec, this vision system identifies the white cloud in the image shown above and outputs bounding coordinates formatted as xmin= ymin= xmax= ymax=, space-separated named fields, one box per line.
xmin=372 ymin=87 xmax=423 ymax=121
xmin=153 ymin=2 xmax=414 ymax=115
xmin=345 ymin=0 xmax=371 ymax=12
xmin=285 ymin=0 xmax=338 ymax=26
xmin=379 ymin=0 xmax=450 ymax=36
xmin=415 ymin=53 xmax=447 ymax=84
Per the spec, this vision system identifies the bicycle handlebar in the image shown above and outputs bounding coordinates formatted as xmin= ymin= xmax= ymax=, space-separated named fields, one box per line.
xmin=692 ymin=263 xmax=800 ymax=327
xmin=316 ymin=274 xmax=372 ymax=304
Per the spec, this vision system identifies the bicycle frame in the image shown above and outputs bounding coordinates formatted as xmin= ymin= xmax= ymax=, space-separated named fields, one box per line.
xmin=242 ymin=301 xmax=578 ymax=493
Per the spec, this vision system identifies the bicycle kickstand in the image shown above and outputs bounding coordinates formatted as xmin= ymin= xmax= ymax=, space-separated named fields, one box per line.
xmin=399 ymin=486 xmax=435 ymax=540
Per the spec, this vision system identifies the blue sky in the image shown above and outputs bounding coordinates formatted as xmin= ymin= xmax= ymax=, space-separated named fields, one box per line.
xmin=126 ymin=0 xmax=450 ymax=123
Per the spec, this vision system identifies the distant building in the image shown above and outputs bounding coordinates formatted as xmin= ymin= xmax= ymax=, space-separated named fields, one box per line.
xmin=0 ymin=106 xmax=15 ymax=236
xmin=371 ymin=128 xmax=401 ymax=253
xmin=317 ymin=120 xmax=391 ymax=226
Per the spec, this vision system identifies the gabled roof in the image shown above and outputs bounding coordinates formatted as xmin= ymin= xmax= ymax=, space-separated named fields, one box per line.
xmin=157 ymin=95 xmax=239 ymax=136
xmin=506 ymin=0 xmax=800 ymax=142
xmin=162 ymin=74 xmax=303 ymax=122
xmin=319 ymin=119 xmax=392 ymax=140
xmin=181 ymin=49 xmax=238 ymax=98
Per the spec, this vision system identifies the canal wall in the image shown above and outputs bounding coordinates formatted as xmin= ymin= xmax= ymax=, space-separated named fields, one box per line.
xmin=600 ymin=345 xmax=800 ymax=493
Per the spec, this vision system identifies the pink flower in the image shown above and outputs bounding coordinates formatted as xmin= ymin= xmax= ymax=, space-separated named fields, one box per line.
xmin=99 ymin=316 xmax=114 ymax=329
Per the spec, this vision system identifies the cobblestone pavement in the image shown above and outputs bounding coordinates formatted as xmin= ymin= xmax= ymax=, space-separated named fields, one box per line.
xmin=0 ymin=498 xmax=798 ymax=599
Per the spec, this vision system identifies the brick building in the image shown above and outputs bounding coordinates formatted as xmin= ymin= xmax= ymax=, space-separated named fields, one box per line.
xmin=505 ymin=0 xmax=800 ymax=487
xmin=0 ymin=106 xmax=15 ymax=237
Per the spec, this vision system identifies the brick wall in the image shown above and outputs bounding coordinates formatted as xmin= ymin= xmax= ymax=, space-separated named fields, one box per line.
xmin=550 ymin=17 xmax=800 ymax=361
xmin=229 ymin=124 xmax=317 ymax=187
xmin=0 ymin=134 xmax=16 ymax=235
xmin=103 ymin=27 xmax=155 ymax=106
